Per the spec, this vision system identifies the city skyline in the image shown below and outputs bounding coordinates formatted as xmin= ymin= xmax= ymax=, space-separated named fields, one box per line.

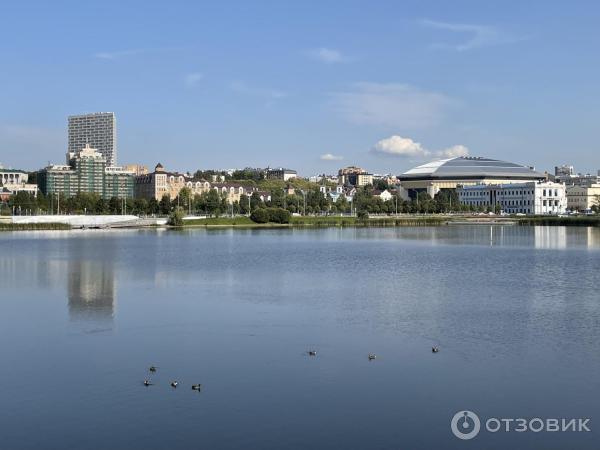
xmin=1 ymin=1 xmax=600 ymax=175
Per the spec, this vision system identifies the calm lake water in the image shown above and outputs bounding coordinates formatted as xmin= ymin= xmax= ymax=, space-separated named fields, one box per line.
xmin=1 ymin=225 xmax=599 ymax=450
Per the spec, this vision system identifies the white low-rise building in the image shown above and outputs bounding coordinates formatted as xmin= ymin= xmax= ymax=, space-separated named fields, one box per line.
xmin=457 ymin=181 xmax=567 ymax=215
xmin=0 ymin=167 xmax=38 ymax=197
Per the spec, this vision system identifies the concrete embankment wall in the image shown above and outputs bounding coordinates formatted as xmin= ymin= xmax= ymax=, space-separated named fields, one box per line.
xmin=6 ymin=215 xmax=140 ymax=226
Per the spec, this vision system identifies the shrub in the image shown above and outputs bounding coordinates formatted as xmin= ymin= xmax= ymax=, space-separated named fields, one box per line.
xmin=250 ymin=208 xmax=270 ymax=223
xmin=168 ymin=207 xmax=185 ymax=226
xmin=267 ymin=207 xmax=291 ymax=224
xmin=357 ymin=210 xmax=369 ymax=220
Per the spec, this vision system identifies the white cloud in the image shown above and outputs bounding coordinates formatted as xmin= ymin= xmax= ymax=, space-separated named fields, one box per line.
xmin=440 ymin=144 xmax=469 ymax=158
xmin=184 ymin=72 xmax=203 ymax=88
xmin=421 ymin=19 xmax=522 ymax=51
xmin=371 ymin=135 xmax=429 ymax=157
xmin=320 ymin=153 xmax=344 ymax=161
xmin=230 ymin=81 xmax=287 ymax=100
xmin=308 ymin=47 xmax=348 ymax=64
xmin=331 ymin=82 xmax=454 ymax=129
xmin=93 ymin=49 xmax=145 ymax=60
xmin=371 ymin=134 xmax=469 ymax=159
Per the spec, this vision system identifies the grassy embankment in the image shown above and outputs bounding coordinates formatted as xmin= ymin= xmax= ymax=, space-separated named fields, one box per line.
xmin=0 ymin=223 xmax=72 ymax=231
xmin=290 ymin=216 xmax=447 ymax=227
xmin=516 ymin=216 xmax=600 ymax=227
xmin=182 ymin=216 xmax=269 ymax=227
xmin=177 ymin=215 xmax=447 ymax=227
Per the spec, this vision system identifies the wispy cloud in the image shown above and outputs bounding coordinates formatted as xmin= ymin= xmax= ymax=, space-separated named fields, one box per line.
xmin=230 ymin=81 xmax=287 ymax=100
xmin=93 ymin=49 xmax=146 ymax=60
xmin=331 ymin=82 xmax=455 ymax=129
xmin=421 ymin=19 xmax=523 ymax=51
xmin=371 ymin=134 xmax=469 ymax=159
xmin=93 ymin=46 xmax=184 ymax=60
xmin=184 ymin=72 xmax=203 ymax=88
xmin=320 ymin=153 xmax=344 ymax=161
xmin=308 ymin=47 xmax=349 ymax=64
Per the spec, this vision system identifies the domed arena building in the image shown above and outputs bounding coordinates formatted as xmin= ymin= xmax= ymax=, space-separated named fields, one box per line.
xmin=398 ymin=156 xmax=547 ymax=198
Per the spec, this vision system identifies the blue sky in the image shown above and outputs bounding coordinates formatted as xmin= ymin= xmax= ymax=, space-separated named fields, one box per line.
xmin=1 ymin=0 xmax=599 ymax=176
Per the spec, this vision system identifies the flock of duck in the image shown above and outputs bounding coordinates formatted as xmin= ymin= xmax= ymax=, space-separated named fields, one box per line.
xmin=142 ymin=347 xmax=440 ymax=388
xmin=142 ymin=366 xmax=202 ymax=391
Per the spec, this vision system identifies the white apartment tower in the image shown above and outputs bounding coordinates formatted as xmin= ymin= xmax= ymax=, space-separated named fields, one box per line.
xmin=68 ymin=112 xmax=117 ymax=166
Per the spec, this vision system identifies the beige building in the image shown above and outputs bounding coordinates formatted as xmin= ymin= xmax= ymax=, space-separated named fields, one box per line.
xmin=566 ymin=184 xmax=600 ymax=212
xmin=122 ymin=164 xmax=149 ymax=176
xmin=211 ymin=183 xmax=261 ymax=204
xmin=134 ymin=163 xmax=211 ymax=201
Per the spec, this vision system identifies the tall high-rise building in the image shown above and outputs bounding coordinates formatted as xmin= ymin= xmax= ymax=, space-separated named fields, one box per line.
xmin=68 ymin=112 xmax=117 ymax=166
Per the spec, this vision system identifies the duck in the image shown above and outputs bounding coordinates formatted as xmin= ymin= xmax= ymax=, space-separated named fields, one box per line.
xmin=368 ymin=353 xmax=377 ymax=361
xmin=432 ymin=347 xmax=440 ymax=353
xmin=170 ymin=381 xmax=178 ymax=388
xmin=308 ymin=350 xmax=317 ymax=356
xmin=143 ymin=380 xmax=153 ymax=386
xmin=191 ymin=384 xmax=202 ymax=391
xmin=149 ymin=366 xmax=157 ymax=373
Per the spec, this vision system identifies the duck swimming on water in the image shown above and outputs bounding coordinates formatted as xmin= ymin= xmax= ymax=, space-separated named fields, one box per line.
xmin=368 ymin=354 xmax=377 ymax=361
xmin=432 ymin=347 xmax=440 ymax=353
xmin=143 ymin=380 xmax=153 ymax=386
xmin=191 ymin=384 xmax=202 ymax=391
xmin=149 ymin=366 xmax=157 ymax=373
xmin=308 ymin=350 xmax=317 ymax=356
xmin=170 ymin=381 xmax=178 ymax=388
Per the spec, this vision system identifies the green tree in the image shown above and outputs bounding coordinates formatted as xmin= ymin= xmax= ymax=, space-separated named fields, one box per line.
xmin=250 ymin=192 xmax=263 ymax=211
xmin=205 ymin=189 xmax=221 ymax=216
xmin=108 ymin=197 xmax=121 ymax=214
xmin=148 ymin=197 xmax=160 ymax=215
xmin=239 ymin=194 xmax=250 ymax=215
xmin=159 ymin=194 xmax=172 ymax=215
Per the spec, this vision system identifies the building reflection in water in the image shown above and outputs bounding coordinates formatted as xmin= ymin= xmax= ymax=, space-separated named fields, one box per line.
xmin=68 ymin=259 xmax=115 ymax=323
xmin=66 ymin=236 xmax=117 ymax=326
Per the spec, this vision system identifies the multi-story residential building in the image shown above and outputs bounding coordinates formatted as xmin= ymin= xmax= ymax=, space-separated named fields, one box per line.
xmin=457 ymin=181 xmax=567 ymax=215
xmin=265 ymin=167 xmax=297 ymax=181
xmin=0 ymin=167 xmax=38 ymax=197
xmin=554 ymin=164 xmax=600 ymax=186
xmin=105 ymin=166 xmax=135 ymax=199
xmin=338 ymin=166 xmax=373 ymax=187
xmin=555 ymin=165 xmax=575 ymax=179
xmin=38 ymin=144 xmax=133 ymax=199
xmin=134 ymin=163 xmax=211 ymax=201
xmin=68 ymin=112 xmax=117 ymax=166
xmin=566 ymin=184 xmax=600 ymax=212
xmin=38 ymin=164 xmax=78 ymax=198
